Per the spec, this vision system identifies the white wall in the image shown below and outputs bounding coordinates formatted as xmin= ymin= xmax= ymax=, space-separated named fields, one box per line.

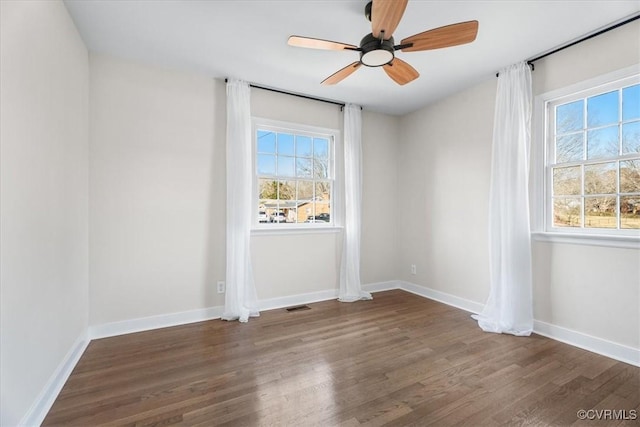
xmin=398 ymin=21 xmax=640 ymax=351
xmin=0 ymin=1 xmax=89 ymax=425
xmin=361 ymin=110 xmax=400 ymax=284
xmin=398 ymin=79 xmax=496 ymax=303
xmin=89 ymin=55 xmax=400 ymax=321
xmin=89 ymin=54 xmax=224 ymax=325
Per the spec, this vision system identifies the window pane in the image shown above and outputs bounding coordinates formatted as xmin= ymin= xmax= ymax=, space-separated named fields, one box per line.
xmin=297 ymin=180 xmax=314 ymax=201
xmin=259 ymin=179 xmax=278 ymax=221
xmin=620 ymin=160 xmax=640 ymax=193
xmin=556 ymin=133 xmax=583 ymax=163
xmin=314 ymin=138 xmax=329 ymax=159
xmin=553 ymin=198 xmax=581 ymax=227
xmin=314 ymin=157 xmax=329 ymax=179
xmin=622 ymin=121 xmax=640 ymax=154
xmin=553 ymin=166 xmax=581 ymax=195
xmin=587 ymin=125 xmax=619 ymax=159
xmin=257 ymin=131 xmax=276 ymax=153
xmin=259 ymin=179 xmax=276 ymax=200
xmin=556 ymin=100 xmax=583 ymax=134
xmin=296 ymin=158 xmax=313 ymax=177
xmin=623 ymin=84 xmax=640 ymax=121
xmin=257 ymin=154 xmax=276 ymax=175
xmin=297 ymin=136 xmax=312 ymax=157
xmin=587 ymin=90 xmax=619 ymax=127
xmin=257 ymin=203 xmax=270 ymax=223
xmin=273 ymin=181 xmax=295 ymax=223
xmin=277 ymin=156 xmax=295 ymax=177
xmin=315 ymin=181 xmax=331 ymax=202
xmin=298 ymin=180 xmax=314 ymax=222
xmin=621 ymin=196 xmax=640 ymax=229
xmin=278 ymin=180 xmax=295 ymax=201
xmin=584 ymin=162 xmax=616 ymax=195
xmin=584 ymin=197 xmax=616 ymax=228
xmin=298 ymin=182 xmax=331 ymax=223
xmin=277 ymin=133 xmax=294 ymax=156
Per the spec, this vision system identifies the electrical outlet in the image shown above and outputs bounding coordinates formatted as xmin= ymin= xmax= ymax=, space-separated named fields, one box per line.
xmin=411 ymin=264 xmax=416 ymax=275
xmin=217 ymin=281 xmax=225 ymax=294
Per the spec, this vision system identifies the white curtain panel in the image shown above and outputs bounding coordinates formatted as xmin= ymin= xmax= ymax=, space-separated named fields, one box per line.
xmin=472 ymin=62 xmax=533 ymax=336
xmin=339 ymin=104 xmax=372 ymax=302
xmin=222 ymin=79 xmax=260 ymax=322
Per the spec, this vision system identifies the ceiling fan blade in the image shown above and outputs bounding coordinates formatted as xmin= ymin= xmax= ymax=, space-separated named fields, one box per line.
xmin=288 ymin=36 xmax=357 ymax=51
xmin=400 ymin=21 xmax=479 ymax=52
xmin=383 ymin=58 xmax=419 ymax=85
xmin=321 ymin=62 xmax=361 ymax=85
xmin=371 ymin=0 xmax=408 ymax=39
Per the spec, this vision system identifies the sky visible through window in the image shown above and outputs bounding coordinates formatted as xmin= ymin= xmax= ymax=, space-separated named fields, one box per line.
xmin=257 ymin=131 xmax=329 ymax=177
xmin=256 ymin=128 xmax=332 ymax=224
xmin=552 ymin=82 xmax=640 ymax=230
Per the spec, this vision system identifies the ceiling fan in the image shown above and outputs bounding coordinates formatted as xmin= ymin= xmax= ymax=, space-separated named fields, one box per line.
xmin=288 ymin=0 xmax=479 ymax=86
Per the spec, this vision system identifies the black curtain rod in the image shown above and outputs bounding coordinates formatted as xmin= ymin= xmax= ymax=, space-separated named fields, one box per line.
xmin=528 ymin=13 xmax=639 ymax=64
xmin=496 ymin=13 xmax=639 ymax=77
xmin=224 ymin=78 xmax=346 ymax=108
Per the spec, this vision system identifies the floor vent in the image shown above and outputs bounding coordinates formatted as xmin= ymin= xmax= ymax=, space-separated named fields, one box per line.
xmin=286 ymin=305 xmax=311 ymax=312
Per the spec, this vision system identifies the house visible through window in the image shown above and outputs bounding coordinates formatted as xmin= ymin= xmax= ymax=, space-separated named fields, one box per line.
xmin=544 ymin=73 xmax=640 ymax=235
xmin=254 ymin=119 xmax=336 ymax=226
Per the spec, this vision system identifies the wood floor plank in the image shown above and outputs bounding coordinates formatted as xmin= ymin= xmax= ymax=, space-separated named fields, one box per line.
xmin=42 ymin=290 xmax=640 ymax=426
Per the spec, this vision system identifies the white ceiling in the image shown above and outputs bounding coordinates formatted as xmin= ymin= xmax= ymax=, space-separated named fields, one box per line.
xmin=63 ymin=0 xmax=640 ymax=115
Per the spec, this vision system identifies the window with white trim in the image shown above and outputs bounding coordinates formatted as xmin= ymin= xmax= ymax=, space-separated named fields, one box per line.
xmin=542 ymin=73 xmax=640 ymax=236
xmin=253 ymin=119 xmax=336 ymax=227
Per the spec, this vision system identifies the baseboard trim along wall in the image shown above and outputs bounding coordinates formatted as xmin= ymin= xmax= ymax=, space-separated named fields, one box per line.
xmin=21 ymin=332 xmax=89 ymax=427
xmin=88 ymin=281 xmax=402 ymax=340
xmin=89 ymin=306 xmax=224 ymax=340
xmin=533 ymin=319 xmax=640 ymax=367
xmin=258 ymin=288 xmax=339 ymax=311
xmin=399 ymin=281 xmax=485 ymax=314
xmin=398 ymin=280 xmax=639 ymax=367
xmin=87 ymin=280 xmax=639 ymax=366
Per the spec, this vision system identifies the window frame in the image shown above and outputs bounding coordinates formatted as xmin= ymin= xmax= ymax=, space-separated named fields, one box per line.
xmin=251 ymin=117 xmax=340 ymax=232
xmin=532 ymin=65 xmax=640 ymax=249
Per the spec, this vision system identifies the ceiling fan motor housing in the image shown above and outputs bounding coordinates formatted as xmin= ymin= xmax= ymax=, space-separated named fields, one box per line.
xmin=359 ymin=34 xmax=395 ymax=67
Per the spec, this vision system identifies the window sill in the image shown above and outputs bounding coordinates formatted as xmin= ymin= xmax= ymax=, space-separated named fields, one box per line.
xmin=251 ymin=225 xmax=343 ymax=236
xmin=531 ymin=231 xmax=640 ymax=249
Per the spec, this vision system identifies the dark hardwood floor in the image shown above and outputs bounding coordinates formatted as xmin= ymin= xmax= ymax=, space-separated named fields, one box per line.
xmin=43 ymin=290 xmax=639 ymax=426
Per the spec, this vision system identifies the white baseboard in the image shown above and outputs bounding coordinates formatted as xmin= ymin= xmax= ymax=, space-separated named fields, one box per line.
xmin=20 ymin=331 xmax=89 ymax=427
xmin=362 ymin=280 xmax=400 ymax=293
xmin=398 ymin=280 xmax=639 ymax=368
xmin=89 ymin=306 xmax=224 ymax=340
xmin=399 ymin=280 xmax=485 ymax=314
xmin=258 ymin=288 xmax=339 ymax=311
xmin=533 ymin=320 xmax=640 ymax=367
xmin=88 ymin=281 xmax=402 ymax=339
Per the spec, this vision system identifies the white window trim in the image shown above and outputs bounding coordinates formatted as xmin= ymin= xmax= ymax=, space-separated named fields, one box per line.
xmin=251 ymin=117 xmax=341 ymax=234
xmin=531 ymin=64 xmax=640 ymax=249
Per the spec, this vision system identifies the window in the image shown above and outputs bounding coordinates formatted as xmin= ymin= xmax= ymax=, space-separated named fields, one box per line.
xmin=539 ymin=71 xmax=640 ymax=240
xmin=253 ymin=119 xmax=337 ymax=227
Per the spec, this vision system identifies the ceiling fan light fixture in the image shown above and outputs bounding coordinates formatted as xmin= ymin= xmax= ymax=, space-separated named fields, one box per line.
xmin=359 ymin=33 xmax=395 ymax=67
xmin=361 ymin=49 xmax=394 ymax=67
